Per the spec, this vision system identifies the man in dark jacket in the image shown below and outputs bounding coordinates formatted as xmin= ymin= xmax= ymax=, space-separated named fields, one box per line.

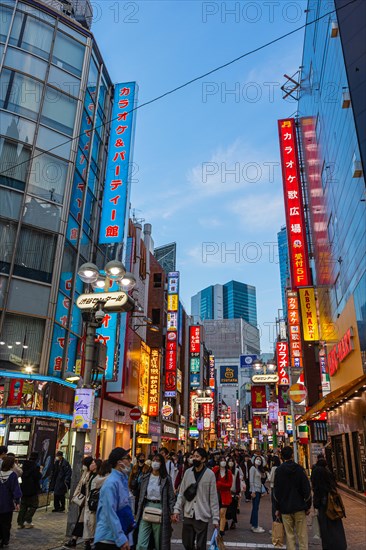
xmin=18 ymin=452 xmax=41 ymax=528
xmin=49 ymin=451 xmax=72 ymax=512
xmin=274 ymin=446 xmax=311 ymax=550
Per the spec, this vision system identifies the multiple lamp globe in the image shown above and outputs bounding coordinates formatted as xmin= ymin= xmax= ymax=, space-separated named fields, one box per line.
xmin=78 ymin=260 xmax=136 ymax=292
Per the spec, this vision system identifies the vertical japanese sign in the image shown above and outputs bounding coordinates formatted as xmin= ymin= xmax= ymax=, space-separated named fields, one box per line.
xmin=276 ymin=341 xmax=290 ymax=385
xmin=299 ymin=288 xmax=319 ymax=341
xmin=189 ymin=326 xmax=201 ymax=391
xmin=278 ymin=118 xmax=310 ymax=288
xmin=164 ymin=272 xmax=180 ymax=397
xmin=209 ymin=355 xmax=215 ymax=389
xmin=148 ymin=349 xmax=160 ymax=416
xmin=139 ymin=342 xmax=150 ymax=437
xmin=99 ymin=82 xmax=136 ymax=244
xmin=287 ymin=290 xmax=303 ymax=368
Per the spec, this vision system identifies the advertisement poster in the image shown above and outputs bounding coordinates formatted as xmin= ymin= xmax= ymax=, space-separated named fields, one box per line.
xmin=220 ymin=365 xmax=238 ymax=385
xmin=31 ymin=418 xmax=59 ymax=493
xmin=72 ymin=388 xmax=95 ymax=430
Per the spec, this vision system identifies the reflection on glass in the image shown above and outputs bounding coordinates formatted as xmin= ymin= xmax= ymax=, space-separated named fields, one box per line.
xmin=0 ymin=137 xmax=31 ymax=191
xmin=0 ymin=313 xmax=45 ymax=369
xmin=36 ymin=126 xmax=71 ymax=159
xmin=23 ymin=195 xmax=61 ymax=232
xmin=10 ymin=12 xmax=53 ymax=59
xmin=0 ymin=220 xmax=16 ymax=273
xmin=41 ymin=87 xmax=77 ymax=135
xmin=0 ymin=6 xmax=13 ymax=42
xmin=14 ymin=226 xmax=57 ymax=283
xmin=4 ymin=47 xmax=47 ymax=80
xmin=0 ymin=69 xmax=43 ymax=120
xmin=0 ymin=187 xmax=22 ymax=221
xmin=28 ymin=150 xmax=68 ymax=204
xmin=0 ymin=110 xmax=36 ymax=144
xmin=48 ymin=65 xmax=80 ymax=97
xmin=52 ymin=31 xmax=85 ymax=77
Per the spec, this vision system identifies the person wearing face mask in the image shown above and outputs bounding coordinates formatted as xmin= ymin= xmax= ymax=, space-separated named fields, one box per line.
xmin=83 ymin=459 xmax=102 ymax=550
xmin=175 ymin=453 xmax=193 ymax=493
xmin=135 ymin=453 xmax=175 ymax=550
xmin=63 ymin=456 xmax=95 ymax=548
xmin=212 ymin=457 xmax=233 ymax=536
xmin=50 ymin=451 xmax=72 ymax=513
xmin=94 ymin=448 xmax=135 ymax=550
xmin=249 ymin=455 xmax=266 ymax=533
xmin=226 ymin=458 xmax=243 ymax=530
xmin=129 ymin=453 xmax=147 ymax=512
xmin=173 ymin=448 xmax=219 ymax=550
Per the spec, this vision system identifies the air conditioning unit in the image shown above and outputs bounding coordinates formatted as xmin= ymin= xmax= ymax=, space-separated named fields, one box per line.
xmin=342 ymin=91 xmax=351 ymax=109
xmin=330 ymin=21 xmax=339 ymax=38
xmin=352 ymin=155 xmax=363 ymax=178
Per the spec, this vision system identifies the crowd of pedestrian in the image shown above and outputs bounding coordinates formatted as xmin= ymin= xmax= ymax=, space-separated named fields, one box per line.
xmin=0 ymin=443 xmax=348 ymax=550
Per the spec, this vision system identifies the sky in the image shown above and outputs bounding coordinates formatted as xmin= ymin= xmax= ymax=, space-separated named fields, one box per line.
xmin=93 ymin=0 xmax=308 ymax=353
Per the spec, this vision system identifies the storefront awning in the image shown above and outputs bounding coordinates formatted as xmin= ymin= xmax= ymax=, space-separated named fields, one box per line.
xmin=295 ymin=374 xmax=366 ymax=425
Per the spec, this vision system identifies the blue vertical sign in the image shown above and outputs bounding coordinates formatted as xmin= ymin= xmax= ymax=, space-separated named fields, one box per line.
xmin=99 ymin=82 xmax=136 ymax=244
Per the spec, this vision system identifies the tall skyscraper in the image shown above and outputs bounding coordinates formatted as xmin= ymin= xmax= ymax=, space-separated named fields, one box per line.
xmin=277 ymin=226 xmax=290 ymax=317
xmin=191 ymin=280 xmax=257 ymax=327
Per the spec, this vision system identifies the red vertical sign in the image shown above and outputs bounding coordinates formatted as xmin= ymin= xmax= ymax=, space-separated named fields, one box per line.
xmin=276 ymin=341 xmax=290 ymax=385
xmin=278 ymin=118 xmax=311 ymax=288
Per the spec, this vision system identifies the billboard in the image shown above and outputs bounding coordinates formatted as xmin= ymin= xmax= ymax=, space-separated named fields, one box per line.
xmin=299 ymin=288 xmax=319 ymax=341
xmin=251 ymin=385 xmax=267 ymax=411
xmin=240 ymin=355 xmax=257 ymax=368
xmin=220 ymin=365 xmax=238 ymax=385
xmin=276 ymin=341 xmax=290 ymax=385
xmin=164 ymin=272 xmax=180 ymax=397
xmin=278 ymin=118 xmax=310 ymax=288
xmin=287 ymin=290 xmax=304 ymax=368
xmin=99 ymin=83 xmax=136 ymax=244
xmin=189 ymin=326 xmax=201 ymax=354
xmin=31 ymin=418 xmax=59 ymax=493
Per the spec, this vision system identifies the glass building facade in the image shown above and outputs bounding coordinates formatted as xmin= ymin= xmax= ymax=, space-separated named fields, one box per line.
xmin=277 ymin=225 xmax=289 ymax=317
xmin=191 ymin=280 xmax=257 ymax=327
xmin=0 ymin=0 xmax=115 ymax=378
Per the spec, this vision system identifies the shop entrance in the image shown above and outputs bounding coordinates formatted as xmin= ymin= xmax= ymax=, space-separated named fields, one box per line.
xmin=345 ymin=433 xmax=355 ymax=488
xmin=332 ymin=435 xmax=347 ymax=483
xmin=352 ymin=431 xmax=363 ymax=491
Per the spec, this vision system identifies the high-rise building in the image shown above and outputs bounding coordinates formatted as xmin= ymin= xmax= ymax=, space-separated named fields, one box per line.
xmin=154 ymin=242 xmax=176 ymax=274
xmin=277 ymin=226 xmax=290 ymax=317
xmin=292 ymin=0 xmax=366 ymax=494
xmin=191 ymin=280 xmax=257 ymax=327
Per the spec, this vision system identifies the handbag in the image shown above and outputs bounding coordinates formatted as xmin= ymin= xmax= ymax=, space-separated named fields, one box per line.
xmin=183 ymin=467 xmax=206 ymax=502
xmin=72 ymin=492 xmax=85 ymax=507
xmin=209 ymin=529 xmax=219 ymax=550
xmin=326 ymin=490 xmax=346 ymax=520
xmin=142 ymin=505 xmax=162 ymax=524
xmin=88 ymin=488 xmax=100 ymax=512
xmin=271 ymin=519 xmax=285 ymax=547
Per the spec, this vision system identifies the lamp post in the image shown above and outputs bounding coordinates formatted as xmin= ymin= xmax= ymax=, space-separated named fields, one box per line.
xmin=66 ymin=260 xmax=136 ymax=536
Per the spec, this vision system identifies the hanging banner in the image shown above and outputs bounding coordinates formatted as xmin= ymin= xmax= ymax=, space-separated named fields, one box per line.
xmin=299 ymin=288 xmax=319 ymax=341
xmin=72 ymin=388 xmax=95 ymax=430
xmin=251 ymin=385 xmax=267 ymax=411
xmin=252 ymin=416 xmax=262 ymax=431
xmin=278 ymin=118 xmax=311 ymax=288
xmin=99 ymin=82 xmax=136 ymax=244
xmin=209 ymin=355 xmax=215 ymax=389
xmin=268 ymin=401 xmax=279 ymax=423
xmin=278 ymin=385 xmax=290 ymax=412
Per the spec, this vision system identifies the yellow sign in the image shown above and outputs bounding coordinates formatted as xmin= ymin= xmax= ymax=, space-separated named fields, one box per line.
xmin=138 ymin=342 xmax=150 ymax=415
xmin=137 ymin=437 xmax=152 ymax=444
xmin=167 ymin=294 xmax=178 ymax=311
xmin=299 ymin=288 xmax=319 ymax=341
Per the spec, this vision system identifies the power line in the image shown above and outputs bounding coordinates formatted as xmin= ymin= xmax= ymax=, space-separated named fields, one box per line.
xmin=0 ymin=0 xmax=356 ymax=176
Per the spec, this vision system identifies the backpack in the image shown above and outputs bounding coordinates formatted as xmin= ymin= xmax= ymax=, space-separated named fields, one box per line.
xmin=326 ymin=490 xmax=346 ymax=520
xmin=88 ymin=487 xmax=100 ymax=512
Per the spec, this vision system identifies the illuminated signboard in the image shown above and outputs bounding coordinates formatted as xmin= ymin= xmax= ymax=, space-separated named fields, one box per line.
xmin=99 ymin=82 xmax=136 ymax=244
xmin=299 ymin=288 xmax=319 ymax=341
xmin=220 ymin=365 xmax=238 ymax=385
xmin=287 ymin=290 xmax=303 ymax=368
xmin=278 ymin=118 xmax=310 ymax=288
xmin=276 ymin=341 xmax=290 ymax=385
xmin=327 ymin=327 xmax=354 ymax=376
xmin=72 ymin=388 xmax=95 ymax=430
xmin=164 ymin=272 xmax=180 ymax=397
xmin=139 ymin=342 xmax=150 ymax=416
xmin=189 ymin=326 xmax=201 ymax=354
xmin=148 ymin=349 xmax=160 ymax=416
xmin=209 ymin=355 xmax=215 ymax=389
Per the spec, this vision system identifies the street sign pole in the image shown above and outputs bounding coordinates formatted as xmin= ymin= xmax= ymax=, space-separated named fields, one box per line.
xmin=132 ymin=420 xmax=137 ymax=459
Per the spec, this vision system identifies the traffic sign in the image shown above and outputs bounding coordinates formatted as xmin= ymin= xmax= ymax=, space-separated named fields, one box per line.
xmin=288 ymin=384 xmax=307 ymax=403
xmin=129 ymin=407 xmax=142 ymax=421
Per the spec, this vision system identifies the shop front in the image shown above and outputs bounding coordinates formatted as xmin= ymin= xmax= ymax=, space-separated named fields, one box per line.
xmin=161 ymin=420 xmax=179 ymax=450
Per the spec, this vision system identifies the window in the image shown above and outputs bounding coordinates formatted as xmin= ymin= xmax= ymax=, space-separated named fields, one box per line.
xmin=23 ymin=195 xmax=62 ymax=232
xmin=0 ymin=220 xmax=16 ymax=273
xmin=4 ymin=47 xmax=47 ymax=80
xmin=0 ymin=5 xmax=13 ymax=42
xmin=52 ymin=31 xmax=85 ymax=76
xmin=0 ymin=69 xmax=43 ymax=120
xmin=0 ymin=313 xmax=45 ymax=370
xmin=0 ymin=137 xmax=31 ymax=191
xmin=152 ymin=308 xmax=161 ymax=326
xmin=0 ymin=187 xmax=22 ymax=221
xmin=28 ymin=150 xmax=68 ymax=204
xmin=7 ymin=278 xmax=50 ymax=316
xmin=0 ymin=110 xmax=36 ymax=144
xmin=41 ymin=87 xmax=77 ymax=135
xmin=14 ymin=225 xmax=57 ymax=283
xmin=48 ymin=65 xmax=80 ymax=97
xmin=153 ymin=273 xmax=162 ymax=288
xmin=9 ymin=12 xmax=53 ymax=59
xmin=36 ymin=126 xmax=71 ymax=159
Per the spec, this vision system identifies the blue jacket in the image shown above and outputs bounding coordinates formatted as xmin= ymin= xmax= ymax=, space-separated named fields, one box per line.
xmin=0 ymin=470 xmax=22 ymax=513
xmin=94 ymin=468 xmax=132 ymax=547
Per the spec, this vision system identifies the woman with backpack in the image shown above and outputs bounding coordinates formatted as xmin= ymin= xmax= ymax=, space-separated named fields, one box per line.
xmin=0 ymin=455 xmax=22 ymax=547
xmin=83 ymin=460 xmax=110 ymax=550
xmin=213 ymin=457 xmax=233 ymax=536
xmin=135 ymin=453 xmax=175 ymax=550
xmin=311 ymin=459 xmax=347 ymax=550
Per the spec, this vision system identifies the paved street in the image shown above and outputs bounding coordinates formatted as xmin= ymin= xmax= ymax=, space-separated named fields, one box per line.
xmin=5 ymin=490 xmax=365 ymax=550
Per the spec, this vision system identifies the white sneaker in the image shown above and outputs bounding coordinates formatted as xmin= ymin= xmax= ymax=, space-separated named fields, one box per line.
xmin=252 ymin=526 xmax=265 ymax=533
